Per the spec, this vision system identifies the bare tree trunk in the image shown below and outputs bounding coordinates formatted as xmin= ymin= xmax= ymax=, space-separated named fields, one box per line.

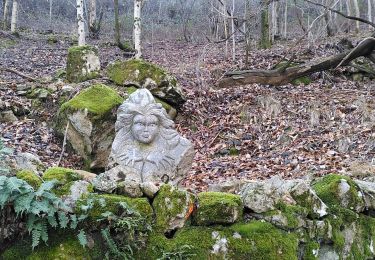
xmin=368 ymin=0 xmax=373 ymax=30
xmin=260 ymin=0 xmax=271 ymax=49
xmin=77 ymin=0 xmax=86 ymax=46
xmin=352 ymin=0 xmax=360 ymax=33
xmin=114 ymin=0 xmax=121 ymax=45
xmin=223 ymin=0 xmax=228 ymax=58
xmin=283 ymin=0 xmax=288 ymax=39
xmin=134 ymin=0 xmax=143 ymax=59
xmin=231 ymin=0 xmax=235 ymax=62
xmin=2 ymin=0 xmax=9 ymax=30
xmin=270 ymin=1 xmax=277 ymax=43
xmin=245 ymin=0 xmax=251 ymax=65
xmin=49 ymin=0 xmax=53 ymax=31
xmin=88 ymin=0 xmax=97 ymax=37
xmin=10 ymin=0 xmax=18 ymax=33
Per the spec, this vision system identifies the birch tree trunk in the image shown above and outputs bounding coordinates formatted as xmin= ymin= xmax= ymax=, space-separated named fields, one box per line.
xmin=134 ymin=0 xmax=143 ymax=59
xmin=2 ymin=0 xmax=9 ymax=30
xmin=88 ymin=0 xmax=97 ymax=37
xmin=10 ymin=0 xmax=18 ymax=33
xmin=77 ymin=0 xmax=86 ymax=46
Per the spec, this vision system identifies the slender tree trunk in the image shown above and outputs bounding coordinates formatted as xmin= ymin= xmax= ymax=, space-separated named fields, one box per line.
xmin=368 ymin=0 xmax=373 ymax=29
xmin=77 ymin=0 xmax=86 ymax=46
xmin=245 ymin=0 xmax=251 ymax=65
xmin=88 ymin=0 xmax=97 ymax=37
xmin=346 ymin=0 xmax=352 ymax=32
xmin=2 ymin=0 xmax=9 ymax=30
xmin=283 ymin=0 xmax=288 ymax=39
xmin=231 ymin=0 xmax=235 ymax=62
xmin=134 ymin=0 xmax=143 ymax=59
xmin=352 ymin=0 xmax=360 ymax=33
xmin=10 ymin=0 xmax=18 ymax=33
xmin=260 ymin=0 xmax=271 ymax=49
xmin=49 ymin=0 xmax=53 ymax=31
xmin=114 ymin=0 xmax=121 ymax=45
xmin=223 ymin=0 xmax=228 ymax=58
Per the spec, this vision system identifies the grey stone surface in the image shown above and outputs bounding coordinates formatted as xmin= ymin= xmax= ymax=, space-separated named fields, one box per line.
xmin=14 ymin=152 xmax=44 ymax=174
xmin=95 ymin=89 xmax=194 ymax=193
xmin=0 ymin=110 xmax=18 ymax=123
xmin=63 ymin=180 xmax=91 ymax=211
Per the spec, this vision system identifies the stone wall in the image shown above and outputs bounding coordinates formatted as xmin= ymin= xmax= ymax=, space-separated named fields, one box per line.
xmin=3 ymin=173 xmax=375 ymax=259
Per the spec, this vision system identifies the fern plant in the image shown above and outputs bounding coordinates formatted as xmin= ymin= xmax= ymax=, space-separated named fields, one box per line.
xmin=0 ymin=139 xmax=13 ymax=176
xmin=79 ymin=198 xmax=151 ymax=259
xmin=0 ymin=176 xmax=85 ymax=249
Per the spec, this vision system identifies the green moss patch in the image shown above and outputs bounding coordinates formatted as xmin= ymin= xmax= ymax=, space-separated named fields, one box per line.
xmin=76 ymin=194 xmax=153 ymax=222
xmin=312 ymin=174 xmax=363 ymax=209
xmin=60 ymin=84 xmax=123 ymax=119
xmin=107 ymin=59 xmax=173 ymax=86
xmin=153 ymin=185 xmax=194 ymax=232
xmin=43 ymin=167 xmax=81 ymax=184
xmin=1 ymin=231 xmax=96 ymax=259
xmin=230 ymin=221 xmax=299 ymax=260
xmin=193 ymin=192 xmax=243 ymax=226
xmin=16 ymin=170 xmax=42 ymax=190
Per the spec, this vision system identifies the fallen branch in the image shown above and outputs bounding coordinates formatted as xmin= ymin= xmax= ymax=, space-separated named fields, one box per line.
xmin=217 ymin=37 xmax=375 ymax=87
xmin=0 ymin=67 xmax=37 ymax=82
xmin=57 ymin=122 xmax=69 ymax=167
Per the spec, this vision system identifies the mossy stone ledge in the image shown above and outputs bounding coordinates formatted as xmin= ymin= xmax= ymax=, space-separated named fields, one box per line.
xmin=55 ymin=84 xmax=123 ymax=171
xmin=16 ymin=170 xmax=42 ymax=190
xmin=66 ymin=45 xmax=100 ymax=83
xmin=193 ymin=192 xmax=243 ymax=226
xmin=106 ymin=59 xmax=186 ymax=107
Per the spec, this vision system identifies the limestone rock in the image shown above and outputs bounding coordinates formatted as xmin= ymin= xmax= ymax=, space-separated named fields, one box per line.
xmin=55 ymin=84 xmax=123 ymax=170
xmin=208 ymin=179 xmax=247 ymax=193
xmin=140 ymin=181 xmax=160 ymax=198
xmin=63 ymin=180 xmax=92 ymax=210
xmin=74 ymin=169 xmax=97 ymax=182
xmin=354 ymin=179 xmax=375 ymax=211
xmin=0 ymin=110 xmax=18 ymax=123
xmin=14 ymin=152 xmax=44 ymax=174
xmin=153 ymin=185 xmax=195 ymax=233
xmin=193 ymin=192 xmax=242 ymax=226
xmin=106 ymin=89 xmax=194 ymax=187
xmin=107 ymin=59 xmax=186 ymax=107
xmin=312 ymin=174 xmax=365 ymax=212
xmin=66 ymin=45 xmax=100 ymax=83
xmin=116 ymin=179 xmax=143 ymax=198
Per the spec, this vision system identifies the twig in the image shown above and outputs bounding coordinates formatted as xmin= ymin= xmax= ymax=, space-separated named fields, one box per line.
xmin=57 ymin=122 xmax=69 ymax=167
xmin=305 ymin=0 xmax=375 ymax=28
xmin=0 ymin=67 xmax=37 ymax=82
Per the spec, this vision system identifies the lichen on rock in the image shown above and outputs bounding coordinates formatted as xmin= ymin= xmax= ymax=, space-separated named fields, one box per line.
xmin=66 ymin=45 xmax=100 ymax=83
xmin=153 ymin=184 xmax=195 ymax=233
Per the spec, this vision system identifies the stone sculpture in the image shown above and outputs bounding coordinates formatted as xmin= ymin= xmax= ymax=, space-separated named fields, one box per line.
xmin=94 ymin=89 xmax=194 ymax=196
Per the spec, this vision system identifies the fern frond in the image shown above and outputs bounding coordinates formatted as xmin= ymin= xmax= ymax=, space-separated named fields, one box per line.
xmin=58 ymin=211 xmax=69 ymax=228
xmin=40 ymin=220 xmax=49 ymax=243
xmin=31 ymin=222 xmax=42 ymax=249
xmin=77 ymin=229 xmax=88 ymax=247
xmin=47 ymin=215 xmax=58 ymax=227
xmin=13 ymin=193 xmax=34 ymax=215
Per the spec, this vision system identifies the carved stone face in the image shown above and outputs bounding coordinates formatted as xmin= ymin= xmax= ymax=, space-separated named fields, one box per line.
xmin=131 ymin=114 xmax=159 ymax=144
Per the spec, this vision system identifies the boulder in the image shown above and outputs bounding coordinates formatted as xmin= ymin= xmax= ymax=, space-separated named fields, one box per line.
xmin=55 ymin=84 xmax=123 ymax=170
xmin=193 ymin=192 xmax=242 ymax=226
xmin=66 ymin=45 xmax=100 ymax=83
xmin=14 ymin=152 xmax=45 ymax=174
xmin=153 ymin=185 xmax=195 ymax=233
xmin=107 ymin=59 xmax=186 ymax=107
xmin=0 ymin=110 xmax=18 ymax=123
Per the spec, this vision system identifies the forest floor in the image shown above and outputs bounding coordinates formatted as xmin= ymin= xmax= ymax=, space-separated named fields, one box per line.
xmin=1 ymin=31 xmax=375 ymax=191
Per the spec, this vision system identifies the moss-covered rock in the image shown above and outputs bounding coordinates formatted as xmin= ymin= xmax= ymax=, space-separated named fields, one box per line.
xmin=193 ymin=192 xmax=243 ymax=226
xmin=143 ymin=221 xmax=299 ymax=260
xmin=1 ymin=232 xmax=98 ymax=260
xmin=66 ymin=45 xmax=100 ymax=83
xmin=312 ymin=174 xmax=365 ymax=212
xmin=55 ymin=84 xmax=123 ymax=171
xmin=153 ymin=185 xmax=195 ymax=233
xmin=16 ymin=170 xmax=42 ymax=189
xmin=42 ymin=167 xmax=82 ymax=196
xmin=107 ymin=59 xmax=186 ymax=107
xmin=76 ymin=194 xmax=153 ymax=223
